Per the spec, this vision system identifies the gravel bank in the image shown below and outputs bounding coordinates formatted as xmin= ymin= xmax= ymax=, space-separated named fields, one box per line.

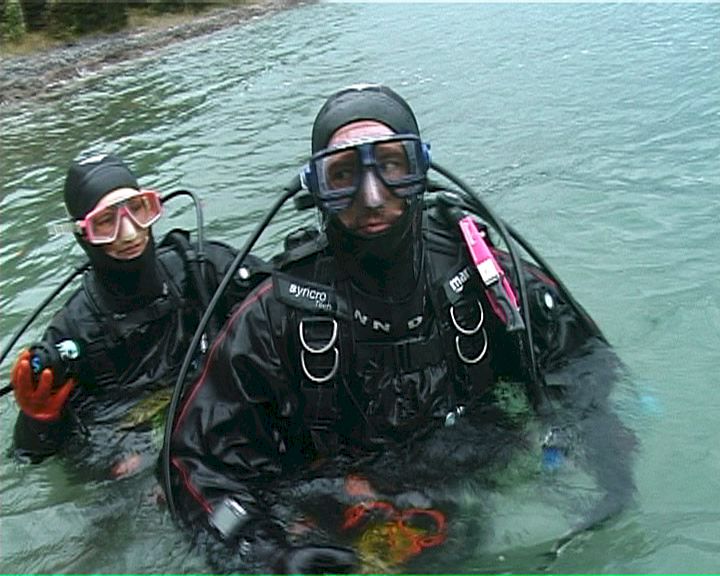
xmin=0 ymin=0 xmax=304 ymax=108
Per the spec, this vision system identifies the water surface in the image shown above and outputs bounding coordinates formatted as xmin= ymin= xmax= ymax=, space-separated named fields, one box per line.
xmin=1 ymin=3 xmax=719 ymax=572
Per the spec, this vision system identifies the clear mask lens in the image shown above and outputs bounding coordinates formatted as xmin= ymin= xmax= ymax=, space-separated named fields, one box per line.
xmin=309 ymin=135 xmax=428 ymax=213
xmin=77 ymin=190 xmax=162 ymax=244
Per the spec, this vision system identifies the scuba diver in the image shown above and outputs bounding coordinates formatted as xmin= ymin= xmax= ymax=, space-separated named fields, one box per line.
xmin=8 ymin=153 xmax=263 ymax=477
xmin=166 ymin=85 xmax=636 ymax=573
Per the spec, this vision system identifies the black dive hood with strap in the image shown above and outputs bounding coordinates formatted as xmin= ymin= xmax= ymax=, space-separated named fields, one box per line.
xmin=64 ymin=153 xmax=164 ymax=313
xmin=64 ymin=153 xmax=139 ymax=218
xmin=312 ymin=84 xmax=426 ymax=300
xmin=311 ymin=84 xmax=421 ymax=155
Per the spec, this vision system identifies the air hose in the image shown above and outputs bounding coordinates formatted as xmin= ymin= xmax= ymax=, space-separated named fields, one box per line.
xmin=162 ymin=176 xmax=303 ymax=519
xmin=0 ymin=262 xmax=91 ymax=397
xmin=428 ymin=161 xmax=543 ymax=403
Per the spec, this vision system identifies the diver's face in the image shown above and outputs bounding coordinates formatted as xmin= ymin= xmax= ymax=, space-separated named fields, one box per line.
xmin=94 ymin=189 xmax=151 ymax=261
xmin=328 ymin=121 xmax=407 ymax=235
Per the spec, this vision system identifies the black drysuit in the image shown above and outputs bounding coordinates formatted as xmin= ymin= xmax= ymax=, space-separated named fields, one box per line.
xmin=13 ymin=231 xmax=264 ymax=476
xmin=168 ymin=205 xmax=636 ymax=572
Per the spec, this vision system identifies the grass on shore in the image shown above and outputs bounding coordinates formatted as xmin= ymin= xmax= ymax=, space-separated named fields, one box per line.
xmin=2 ymin=30 xmax=66 ymax=56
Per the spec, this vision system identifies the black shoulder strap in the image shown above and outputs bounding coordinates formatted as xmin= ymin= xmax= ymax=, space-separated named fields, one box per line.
xmin=271 ymin=251 xmax=353 ymax=456
xmin=273 ymin=228 xmax=329 ymax=271
xmin=80 ymin=272 xmax=120 ymax=387
xmin=158 ymin=229 xmax=207 ymax=308
xmin=423 ymin=216 xmax=496 ymax=404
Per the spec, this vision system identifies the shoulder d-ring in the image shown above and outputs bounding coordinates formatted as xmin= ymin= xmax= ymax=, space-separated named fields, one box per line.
xmin=299 ymin=318 xmax=338 ymax=354
xmin=449 ymin=300 xmax=484 ymax=336
xmin=301 ymin=348 xmax=339 ymax=383
xmin=455 ymin=328 xmax=488 ymax=364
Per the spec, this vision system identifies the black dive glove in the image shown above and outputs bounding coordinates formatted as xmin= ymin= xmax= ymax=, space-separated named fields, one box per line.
xmin=278 ymin=545 xmax=358 ymax=575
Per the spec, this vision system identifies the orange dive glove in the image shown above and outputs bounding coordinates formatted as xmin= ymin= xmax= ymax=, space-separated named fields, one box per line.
xmin=11 ymin=350 xmax=77 ymax=422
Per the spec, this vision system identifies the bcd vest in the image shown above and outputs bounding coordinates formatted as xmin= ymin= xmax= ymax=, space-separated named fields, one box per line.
xmin=80 ymin=236 xmax=198 ymax=390
xmin=271 ymin=212 xmax=519 ymax=454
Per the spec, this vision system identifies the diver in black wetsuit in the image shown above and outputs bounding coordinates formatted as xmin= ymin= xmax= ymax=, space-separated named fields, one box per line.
xmin=167 ymin=84 xmax=636 ymax=573
xmin=9 ymin=153 xmax=264 ymax=477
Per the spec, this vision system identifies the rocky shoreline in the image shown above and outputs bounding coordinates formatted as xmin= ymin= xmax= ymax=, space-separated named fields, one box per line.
xmin=0 ymin=0 xmax=303 ymax=108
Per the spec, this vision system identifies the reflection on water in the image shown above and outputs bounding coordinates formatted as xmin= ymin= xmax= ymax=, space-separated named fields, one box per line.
xmin=1 ymin=2 xmax=719 ymax=573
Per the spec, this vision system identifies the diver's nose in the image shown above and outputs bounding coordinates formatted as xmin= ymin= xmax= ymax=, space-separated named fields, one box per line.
xmin=117 ymin=212 xmax=139 ymax=241
xmin=357 ymin=169 xmax=387 ymax=210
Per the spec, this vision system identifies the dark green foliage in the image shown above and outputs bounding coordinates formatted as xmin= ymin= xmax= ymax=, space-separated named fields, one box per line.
xmin=45 ymin=0 xmax=129 ymax=39
xmin=1 ymin=0 xmax=246 ymax=45
xmin=138 ymin=0 xmax=199 ymax=15
xmin=130 ymin=0 xmax=221 ymax=16
xmin=1 ymin=0 xmax=27 ymax=43
xmin=19 ymin=0 xmax=46 ymax=31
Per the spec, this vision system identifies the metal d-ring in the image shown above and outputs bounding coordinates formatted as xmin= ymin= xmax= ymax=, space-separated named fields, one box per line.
xmin=299 ymin=318 xmax=338 ymax=354
xmin=301 ymin=348 xmax=340 ymax=383
xmin=449 ymin=300 xmax=484 ymax=336
xmin=455 ymin=327 xmax=488 ymax=365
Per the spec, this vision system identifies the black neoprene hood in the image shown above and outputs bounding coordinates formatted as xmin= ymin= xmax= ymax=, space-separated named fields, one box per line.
xmin=311 ymin=84 xmax=421 ymax=153
xmin=64 ymin=154 xmax=139 ymax=219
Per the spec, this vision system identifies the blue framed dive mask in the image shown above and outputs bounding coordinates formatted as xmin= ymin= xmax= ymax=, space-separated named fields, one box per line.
xmin=302 ymin=134 xmax=431 ymax=214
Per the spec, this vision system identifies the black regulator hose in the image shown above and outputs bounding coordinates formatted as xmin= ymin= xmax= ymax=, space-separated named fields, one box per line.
xmin=0 ymin=262 xmax=91 ymax=398
xmin=162 ymin=175 xmax=303 ymax=520
xmin=429 ymin=161 xmax=543 ymax=401
xmin=161 ymin=189 xmax=221 ymax=335
xmin=500 ymin=221 xmax=606 ymax=343
xmin=161 ymin=189 xmax=208 ymax=284
xmin=428 ymin=168 xmax=605 ymax=344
